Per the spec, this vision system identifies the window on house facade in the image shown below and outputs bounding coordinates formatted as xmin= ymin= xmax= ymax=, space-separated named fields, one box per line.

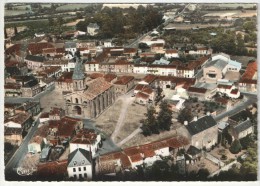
xmin=73 ymin=168 xmax=76 ymax=172
xmin=84 ymin=173 xmax=87 ymax=178
xmin=84 ymin=167 xmax=86 ymax=171
xmin=78 ymin=167 xmax=81 ymax=171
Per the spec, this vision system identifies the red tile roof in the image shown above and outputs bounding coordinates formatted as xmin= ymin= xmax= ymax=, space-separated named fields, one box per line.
xmin=114 ymin=76 xmax=134 ymax=85
xmin=187 ymin=87 xmax=207 ymax=93
xmin=142 ymin=74 xmax=157 ymax=84
xmin=70 ymin=128 xmax=98 ymax=144
xmin=56 ymin=72 xmax=73 ymax=83
xmin=89 ymin=73 xmax=104 ymax=79
xmin=124 ymin=48 xmax=137 ymax=54
xmin=239 ymin=61 xmax=257 ymax=84
xmin=5 ymin=112 xmax=31 ymax=126
xmin=217 ymin=84 xmax=232 ymax=89
xmin=129 ymin=153 xmax=143 ymax=163
xmin=136 ymin=92 xmax=150 ymax=100
xmin=98 ymin=136 xmax=189 ymax=171
xmin=103 ymin=73 xmax=117 ymax=82
xmin=30 ymin=124 xmax=49 ymax=144
xmin=165 ymin=49 xmax=178 ymax=54
xmin=37 ymin=160 xmax=68 ymax=178
xmin=231 ymin=89 xmax=239 ymax=95
xmin=173 ymin=55 xmax=210 ymax=71
xmin=49 ymin=116 xmax=81 ymax=138
xmin=4 ymin=83 xmax=21 ymax=89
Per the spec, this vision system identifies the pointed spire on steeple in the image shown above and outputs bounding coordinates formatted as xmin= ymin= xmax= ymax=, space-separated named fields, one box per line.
xmin=72 ymin=57 xmax=85 ymax=80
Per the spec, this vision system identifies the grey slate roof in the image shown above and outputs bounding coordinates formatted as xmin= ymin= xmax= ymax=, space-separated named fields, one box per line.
xmin=234 ymin=119 xmax=253 ymax=134
xmin=68 ymin=148 xmax=92 ymax=167
xmin=25 ymin=55 xmax=45 ymax=62
xmin=186 ymin=115 xmax=217 ymax=136
xmin=23 ymin=79 xmax=39 ymax=88
xmin=210 ymin=59 xmax=228 ymax=70
xmin=65 ymin=41 xmax=76 ymax=49
xmin=187 ymin=145 xmax=201 ymax=156
xmin=72 ymin=57 xmax=85 ymax=80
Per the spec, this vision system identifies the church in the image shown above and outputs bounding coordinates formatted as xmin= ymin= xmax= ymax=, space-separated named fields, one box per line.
xmin=63 ymin=57 xmax=115 ymax=119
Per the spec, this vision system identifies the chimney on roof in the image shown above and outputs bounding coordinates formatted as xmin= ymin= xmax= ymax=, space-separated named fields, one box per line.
xmin=194 ymin=116 xmax=198 ymax=122
xmin=206 ymin=111 xmax=211 ymax=116
xmin=247 ymin=117 xmax=250 ymax=121
xmin=184 ymin=121 xmax=188 ymax=126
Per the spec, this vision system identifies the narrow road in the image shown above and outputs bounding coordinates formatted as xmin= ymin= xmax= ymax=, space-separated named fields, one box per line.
xmin=110 ymin=94 xmax=135 ymax=142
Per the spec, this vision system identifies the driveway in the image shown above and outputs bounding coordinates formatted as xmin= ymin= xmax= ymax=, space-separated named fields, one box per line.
xmin=110 ymin=92 xmax=135 ymax=142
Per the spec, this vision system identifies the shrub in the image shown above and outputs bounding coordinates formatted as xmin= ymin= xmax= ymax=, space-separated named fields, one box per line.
xmin=229 ymin=139 xmax=242 ymax=154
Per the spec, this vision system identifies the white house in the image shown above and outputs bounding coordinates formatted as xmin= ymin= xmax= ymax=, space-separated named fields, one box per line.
xmin=134 ymin=65 xmax=177 ymax=76
xmin=217 ymin=83 xmax=240 ymax=99
xmin=65 ymin=42 xmax=77 ymax=56
xmin=188 ymin=47 xmax=209 ymax=55
xmin=87 ymin=23 xmax=100 ymax=36
xmin=68 ymin=60 xmax=76 ymax=71
xmin=140 ymin=38 xmax=165 ymax=47
xmin=165 ymin=49 xmax=179 ymax=59
xmin=85 ymin=61 xmax=99 ymax=72
xmin=35 ymin=33 xmax=45 ymax=37
xmin=67 ymin=148 xmax=92 ymax=180
xmin=74 ymin=31 xmax=86 ymax=37
xmin=222 ymin=60 xmax=242 ymax=74
xmin=133 ymin=65 xmax=148 ymax=74
xmin=104 ymin=41 xmax=114 ymax=48
xmin=69 ymin=129 xmax=101 ymax=157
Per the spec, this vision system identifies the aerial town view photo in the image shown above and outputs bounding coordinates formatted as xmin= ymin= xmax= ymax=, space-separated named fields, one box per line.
xmin=3 ymin=2 xmax=258 ymax=182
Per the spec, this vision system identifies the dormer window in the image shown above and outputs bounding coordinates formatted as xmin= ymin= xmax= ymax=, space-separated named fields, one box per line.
xmin=73 ymin=161 xmax=77 ymax=166
xmin=82 ymin=160 xmax=85 ymax=165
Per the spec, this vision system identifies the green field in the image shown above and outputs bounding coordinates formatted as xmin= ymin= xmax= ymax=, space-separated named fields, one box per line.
xmin=56 ymin=4 xmax=91 ymax=11
xmin=4 ymin=10 xmax=29 ymax=16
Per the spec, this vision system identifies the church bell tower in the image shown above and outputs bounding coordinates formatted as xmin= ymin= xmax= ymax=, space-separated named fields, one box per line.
xmin=72 ymin=57 xmax=85 ymax=91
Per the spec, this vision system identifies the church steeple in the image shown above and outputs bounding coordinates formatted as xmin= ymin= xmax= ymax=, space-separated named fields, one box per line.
xmin=72 ymin=57 xmax=85 ymax=91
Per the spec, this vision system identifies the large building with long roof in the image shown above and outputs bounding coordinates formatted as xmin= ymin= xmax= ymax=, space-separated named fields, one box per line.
xmin=63 ymin=57 xmax=115 ymax=119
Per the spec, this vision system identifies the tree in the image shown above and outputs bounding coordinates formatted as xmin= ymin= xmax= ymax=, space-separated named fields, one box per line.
xmin=14 ymin=26 xmax=18 ymax=35
xmin=229 ymin=139 xmax=242 ymax=154
xmin=157 ymin=101 xmax=172 ymax=131
xmin=177 ymin=108 xmax=193 ymax=124
xmin=138 ymin=42 xmax=150 ymax=50
xmin=141 ymin=106 xmax=159 ymax=136
xmin=4 ymin=28 xmax=7 ymax=38
xmin=239 ymin=135 xmax=253 ymax=149
xmin=48 ymin=17 xmax=54 ymax=27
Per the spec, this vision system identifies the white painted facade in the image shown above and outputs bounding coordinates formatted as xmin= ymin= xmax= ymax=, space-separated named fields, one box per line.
xmin=134 ymin=65 xmax=177 ymax=76
xmin=188 ymin=49 xmax=208 ymax=55
xmin=67 ymin=164 xmax=92 ymax=180
xmin=140 ymin=39 xmax=165 ymax=47
xmin=165 ymin=52 xmax=179 ymax=59
xmin=85 ymin=63 xmax=99 ymax=72
xmin=155 ymin=147 xmax=170 ymax=157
